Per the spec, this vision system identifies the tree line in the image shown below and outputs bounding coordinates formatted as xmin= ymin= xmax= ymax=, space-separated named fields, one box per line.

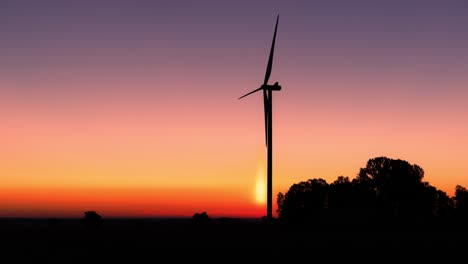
xmin=276 ymin=156 xmax=468 ymax=226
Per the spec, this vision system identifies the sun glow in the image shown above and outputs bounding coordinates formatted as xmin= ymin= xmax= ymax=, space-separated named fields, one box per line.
xmin=255 ymin=166 xmax=266 ymax=205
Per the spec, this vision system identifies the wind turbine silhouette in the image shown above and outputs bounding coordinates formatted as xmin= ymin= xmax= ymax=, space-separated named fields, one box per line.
xmin=239 ymin=14 xmax=281 ymax=223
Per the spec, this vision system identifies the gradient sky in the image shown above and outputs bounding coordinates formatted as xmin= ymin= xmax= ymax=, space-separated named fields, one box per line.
xmin=1 ymin=0 xmax=467 ymax=218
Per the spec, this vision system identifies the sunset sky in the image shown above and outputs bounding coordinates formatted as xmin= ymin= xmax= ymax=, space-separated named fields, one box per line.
xmin=1 ymin=0 xmax=467 ymax=218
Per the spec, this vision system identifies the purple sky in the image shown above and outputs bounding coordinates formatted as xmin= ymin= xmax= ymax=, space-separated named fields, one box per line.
xmin=2 ymin=0 xmax=467 ymax=97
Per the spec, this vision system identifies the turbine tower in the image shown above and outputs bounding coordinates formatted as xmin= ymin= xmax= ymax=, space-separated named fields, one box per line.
xmin=239 ymin=14 xmax=281 ymax=223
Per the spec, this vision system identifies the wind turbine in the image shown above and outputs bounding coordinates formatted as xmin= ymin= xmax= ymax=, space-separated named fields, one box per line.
xmin=239 ymin=14 xmax=281 ymax=223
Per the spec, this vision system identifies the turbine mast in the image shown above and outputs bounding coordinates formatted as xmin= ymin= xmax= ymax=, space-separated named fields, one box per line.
xmin=267 ymin=88 xmax=273 ymax=223
xmin=238 ymin=14 xmax=281 ymax=224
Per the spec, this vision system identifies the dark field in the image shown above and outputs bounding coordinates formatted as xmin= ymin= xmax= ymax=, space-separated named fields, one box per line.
xmin=1 ymin=217 xmax=467 ymax=262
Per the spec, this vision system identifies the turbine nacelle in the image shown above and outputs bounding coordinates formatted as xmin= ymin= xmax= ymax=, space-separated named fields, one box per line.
xmin=261 ymin=82 xmax=282 ymax=91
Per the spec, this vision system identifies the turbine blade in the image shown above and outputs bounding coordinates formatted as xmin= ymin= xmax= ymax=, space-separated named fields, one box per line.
xmin=263 ymin=14 xmax=279 ymax=86
xmin=263 ymin=89 xmax=269 ymax=147
xmin=238 ymin=87 xmax=263 ymax=99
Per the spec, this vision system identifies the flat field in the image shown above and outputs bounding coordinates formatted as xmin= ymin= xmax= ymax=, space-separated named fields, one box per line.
xmin=1 ymin=217 xmax=466 ymax=262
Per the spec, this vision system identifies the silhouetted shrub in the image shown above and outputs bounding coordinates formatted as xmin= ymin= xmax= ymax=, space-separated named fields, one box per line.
xmin=191 ymin=211 xmax=210 ymax=224
xmin=83 ymin=211 xmax=102 ymax=229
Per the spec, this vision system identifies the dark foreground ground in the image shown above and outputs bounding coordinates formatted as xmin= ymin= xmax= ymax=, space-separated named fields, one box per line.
xmin=1 ymin=217 xmax=467 ymax=262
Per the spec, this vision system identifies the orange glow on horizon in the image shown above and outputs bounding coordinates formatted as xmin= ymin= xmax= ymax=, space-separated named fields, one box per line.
xmin=1 ymin=72 xmax=467 ymax=218
xmin=0 ymin=186 xmax=266 ymax=218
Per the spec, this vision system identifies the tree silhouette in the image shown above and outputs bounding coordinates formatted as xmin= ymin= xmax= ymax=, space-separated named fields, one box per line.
xmin=328 ymin=176 xmax=353 ymax=209
xmin=357 ymin=156 xmax=430 ymax=219
xmin=327 ymin=176 xmax=373 ymax=222
xmin=349 ymin=172 xmax=378 ymax=215
xmin=420 ymin=182 xmax=454 ymax=218
xmin=433 ymin=188 xmax=454 ymax=217
xmin=277 ymin=178 xmax=328 ymax=223
xmin=276 ymin=192 xmax=284 ymax=215
xmin=454 ymin=185 xmax=468 ymax=219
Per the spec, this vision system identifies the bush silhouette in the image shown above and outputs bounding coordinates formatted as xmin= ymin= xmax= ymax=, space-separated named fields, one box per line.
xmin=191 ymin=211 xmax=210 ymax=224
xmin=83 ymin=211 xmax=102 ymax=229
